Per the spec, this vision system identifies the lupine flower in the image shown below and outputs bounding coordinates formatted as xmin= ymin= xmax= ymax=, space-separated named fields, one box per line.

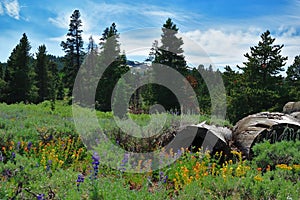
xmin=76 ymin=173 xmax=84 ymax=191
xmin=11 ymin=152 xmax=16 ymax=164
xmin=17 ymin=141 xmax=21 ymax=150
xmin=159 ymin=171 xmax=168 ymax=184
xmin=27 ymin=142 xmax=32 ymax=151
xmin=36 ymin=193 xmax=45 ymax=200
xmin=119 ymin=153 xmax=129 ymax=172
xmin=0 ymin=152 xmax=4 ymax=162
xmin=77 ymin=174 xmax=85 ymax=183
xmin=121 ymin=153 xmax=129 ymax=166
xmin=46 ymin=160 xmax=52 ymax=171
xmin=92 ymin=152 xmax=100 ymax=177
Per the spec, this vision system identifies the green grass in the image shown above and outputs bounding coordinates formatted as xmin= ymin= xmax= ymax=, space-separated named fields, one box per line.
xmin=0 ymin=101 xmax=299 ymax=199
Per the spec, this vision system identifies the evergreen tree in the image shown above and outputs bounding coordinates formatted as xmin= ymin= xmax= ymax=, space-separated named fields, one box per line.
xmin=145 ymin=40 xmax=158 ymax=62
xmin=152 ymin=18 xmax=188 ymax=112
xmin=35 ymin=45 xmax=49 ymax=102
xmin=48 ymin=59 xmax=59 ymax=110
xmin=95 ymin=23 xmax=129 ymax=112
xmin=240 ymin=30 xmax=287 ymax=87
xmin=286 ymin=55 xmax=300 ymax=100
xmin=132 ymin=41 xmax=158 ymax=113
xmin=112 ymin=77 xmax=131 ymax=118
xmin=75 ymin=35 xmax=98 ymax=106
xmin=227 ymin=30 xmax=288 ymax=123
xmin=0 ymin=62 xmax=3 ymax=79
xmin=87 ymin=35 xmax=98 ymax=54
xmin=154 ymin=18 xmax=187 ymax=75
xmin=5 ymin=33 xmax=33 ymax=103
xmin=61 ymin=9 xmax=84 ymax=96
xmin=0 ymin=62 xmax=6 ymax=101
xmin=189 ymin=65 xmax=211 ymax=114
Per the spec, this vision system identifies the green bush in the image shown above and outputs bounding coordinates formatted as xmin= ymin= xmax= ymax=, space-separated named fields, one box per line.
xmin=252 ymin=140 xmax=300 ymax=169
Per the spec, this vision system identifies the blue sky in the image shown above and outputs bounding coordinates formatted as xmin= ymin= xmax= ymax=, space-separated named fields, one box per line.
xmin=1 ymin=0 xmax=300 ymax=70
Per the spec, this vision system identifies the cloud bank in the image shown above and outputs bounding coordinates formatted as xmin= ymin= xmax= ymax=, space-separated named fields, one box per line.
xmin=0 ymin=0 xmax=20 ymax=20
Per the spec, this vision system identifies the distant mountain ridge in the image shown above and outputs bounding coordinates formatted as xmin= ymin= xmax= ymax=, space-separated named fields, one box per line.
xmin=126 ymin=60 xmax=151 ymax=74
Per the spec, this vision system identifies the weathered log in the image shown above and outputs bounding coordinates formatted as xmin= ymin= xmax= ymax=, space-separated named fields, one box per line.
xmin=167 ymin=122 xmax=232 ymax=156
xmin=283 ymin=101 xmax=300 ymax=114
xmin=232 ymin=112 xmax=300 ymax=158
xmin=290 ymin=111 xmax=300 ymax=120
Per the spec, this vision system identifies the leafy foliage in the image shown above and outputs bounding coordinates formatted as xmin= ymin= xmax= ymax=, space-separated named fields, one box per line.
xmin=252 ymin=140 xmax=300 ymax=170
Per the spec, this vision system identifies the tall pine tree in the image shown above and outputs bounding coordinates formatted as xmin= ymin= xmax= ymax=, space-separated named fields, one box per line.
xmin=35 ymin=44 xmax=49 ymax=102
xmin=227 ymin=30 xmax=288 ymax=123
xmin=61 ymin=9 xmax=84 ymax=96
xmin=240 ymin=30 xmax=287 ymax=87
xmin=95 ymin=23 xmax=129 ymax=112
xmin=154 ymin=18 xmax=187 ymax=75
xmin=0 ymin=62 xmax=6 ymax=101
xmin=152 ymin=18 xmax=188 ymax=112
xmin=5 ymin=33 xmax=33 ymax=103
xmin=286 ymin=55 xmax=300 ymax=100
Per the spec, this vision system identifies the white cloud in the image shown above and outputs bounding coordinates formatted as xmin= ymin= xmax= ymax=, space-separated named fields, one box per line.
xmin=37 ymin=0 xmax=300 ymax=73
xmin=143 ymin=11 xmax=176 ymax=19
xmin=0 ymin=2 xmax=4 ymax=15
xmin=119 ymin=28 xmax=160 ymax=60
xmin=48 ymin=35 xmax=66 ymax=43
xmin=182 ymin=29 xmax=260 ymax=67
xmin=182 ymin=27 xmax=300 ymax=72
xmin=3 ymin=0 xmax=20 ymax=20
xmin=48 ymin=13 xmax=70 ymax=29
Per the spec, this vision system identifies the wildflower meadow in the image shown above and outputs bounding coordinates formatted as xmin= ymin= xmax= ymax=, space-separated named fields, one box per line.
xmin=0 ymin=101 xmax=299 ymax=199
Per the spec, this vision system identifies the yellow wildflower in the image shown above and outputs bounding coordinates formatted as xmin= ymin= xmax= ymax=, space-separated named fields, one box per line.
xmin=254 ymin=175 xmax=263 ymax=181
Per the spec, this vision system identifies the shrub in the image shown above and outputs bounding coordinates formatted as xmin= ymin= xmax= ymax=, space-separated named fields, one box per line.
xmin=252 ymin=139 xmax=300 ymax=170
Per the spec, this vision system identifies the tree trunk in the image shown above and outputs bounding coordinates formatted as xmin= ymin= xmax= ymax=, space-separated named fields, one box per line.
xmin=232 ymin=112 xmax=300 ymax=158
xmin=167 ymin=122 xmax=232 ymax=156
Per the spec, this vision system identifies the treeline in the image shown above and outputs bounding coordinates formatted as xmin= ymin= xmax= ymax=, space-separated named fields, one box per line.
xmin=0 ymin=9 xmax=299 ymax=123
xmin=0 ymin=34 xmax=64 ymax=106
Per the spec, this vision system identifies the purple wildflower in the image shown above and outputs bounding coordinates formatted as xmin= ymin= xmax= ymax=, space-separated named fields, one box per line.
xmin=17 ymin=141 xmax=21 ymax=150
xmin=120 ymin=153 xmax=129 ymax=166
xmin=177 ymin=149 xmax=182 ymax=156
xmin=76 ymin=173 xmax=84 ymax=191
xmin=36 ymin=193 xmax=45 ymax=200
xmin=27 ymin=142 xmax=32 ymax=151
xmin=0 ymin=152 xmax=4 ymax=162
xmin=77 ymin=174 xmax=84 ymax=183
xmin=164 ymin=175 xmax=168 ymax=183
xmin=92 ymin=152 xmax=100 ymax=177
xmin=10 ymin=152 xmax=16 ymax=164
xmin=119 ymin=153 xmax=130 ymax=172
xmin=159 ymin=171 xmax=168 ymax=184
xmin=46 ymin=160 xmax=52 ymax=171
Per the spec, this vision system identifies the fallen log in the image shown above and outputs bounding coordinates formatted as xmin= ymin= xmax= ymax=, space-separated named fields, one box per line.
xmin=166 ymin=122 xmax=232 ymax=156
xmin=283 ymin=101 xmax=300 ymax=114
xmin=232 ymin=112 xmax=300 ymax=158
xmin=290 ymin=111 xmax=300 ymax=120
